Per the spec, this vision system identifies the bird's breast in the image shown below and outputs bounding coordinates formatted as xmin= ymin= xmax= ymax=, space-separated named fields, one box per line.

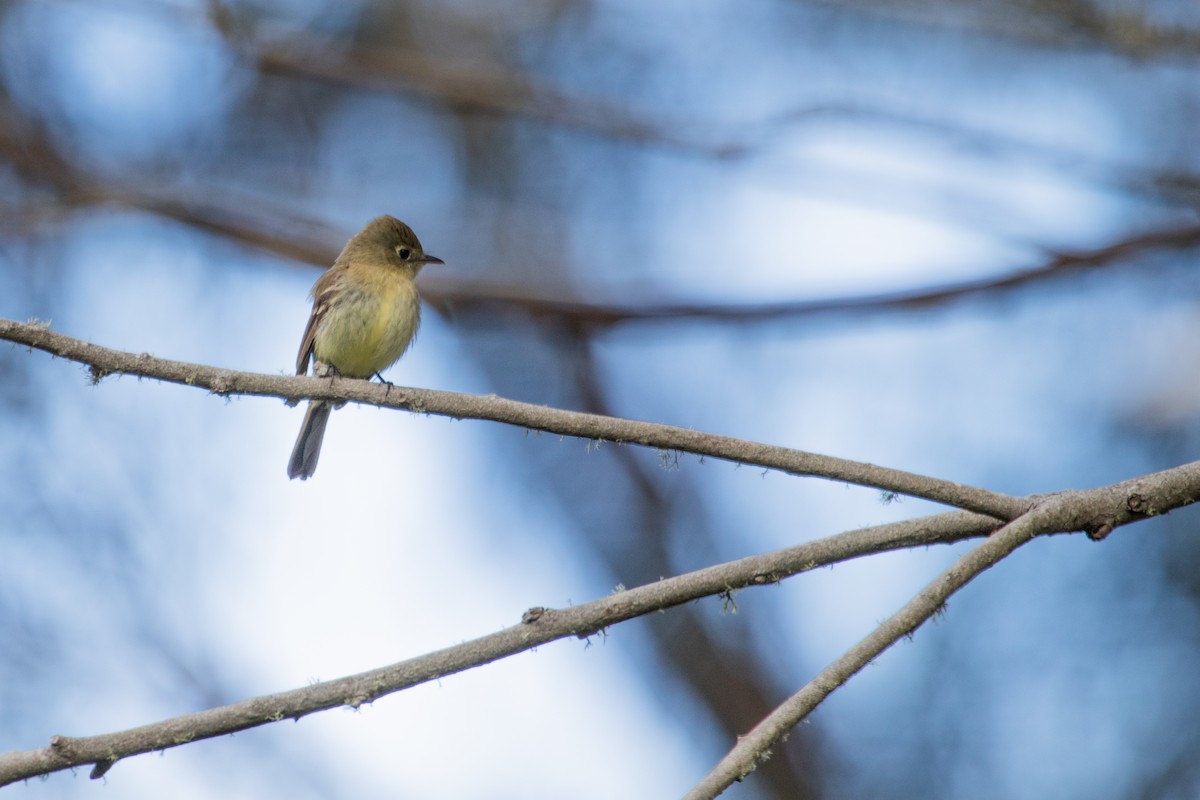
xmin=313 ymin=270 xmax=421 ymax=378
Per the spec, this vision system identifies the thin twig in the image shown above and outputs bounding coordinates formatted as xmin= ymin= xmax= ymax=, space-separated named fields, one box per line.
xmin=0 ymin=508 xmax=999 ymax=786
xmin=685 ymin=514 xmax=1043 ymax=799
xmin=684 ymin=472 xmax=1200 ymax=798
xmin=0 ymin=318 xmax=1027 ymax=518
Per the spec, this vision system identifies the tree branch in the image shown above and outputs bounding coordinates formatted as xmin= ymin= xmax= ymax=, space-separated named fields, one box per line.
xmin=5 ymin=93 xmax=1195 ymax=335
xmin=687 ymin=511 xmax=1043 ymax=799
xmin=4 ymin=98 xmax=1195 ymax=333
xmin=0 ymin=507 xmax=1000 ymax=786
xmin=0 ymin=318 xmax=1026 ymax=518
xmin=3 ymin=455 xmax=1198 ymax=788
xmin=684 ymin=467 xmax=1200 ymax=798
xmin=422 ymin=222 xmax=1200 ymax=328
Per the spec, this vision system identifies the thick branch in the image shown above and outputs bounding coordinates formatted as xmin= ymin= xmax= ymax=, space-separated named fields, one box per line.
xmin=0 ymin=318 xmax=1026 ymax=518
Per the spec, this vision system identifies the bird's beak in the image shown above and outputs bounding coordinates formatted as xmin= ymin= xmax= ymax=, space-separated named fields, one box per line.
xmin=423 ymin=254 xmax=445 ymax=265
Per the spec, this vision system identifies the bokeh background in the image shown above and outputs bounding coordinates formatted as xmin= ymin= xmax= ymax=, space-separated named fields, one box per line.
xmin=2 ymin=1 xmax=1200 ymax=797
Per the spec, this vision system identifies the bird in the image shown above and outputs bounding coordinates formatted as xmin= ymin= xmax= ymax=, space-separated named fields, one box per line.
xmin=287 ymin=215 xmax=442 ymax=480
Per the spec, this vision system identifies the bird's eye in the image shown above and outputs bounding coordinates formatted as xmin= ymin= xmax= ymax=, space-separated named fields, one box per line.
xmin=396 ymin=246 xmax=411 ymax=260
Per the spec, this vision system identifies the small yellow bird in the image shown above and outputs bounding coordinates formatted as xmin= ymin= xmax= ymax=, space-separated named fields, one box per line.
xmin=288 ymin=215 xmax=442 ymax=480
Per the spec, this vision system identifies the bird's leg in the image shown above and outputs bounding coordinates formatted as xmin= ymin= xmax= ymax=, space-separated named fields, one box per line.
xmin=373 ymin=372 xmax=395 ymax=400
xmin=314 ymin=362 xmax=349 ymax=409
xmin=315 ymin=361 xmax=342 ymax=382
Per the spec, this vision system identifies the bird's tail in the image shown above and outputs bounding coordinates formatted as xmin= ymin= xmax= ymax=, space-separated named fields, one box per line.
xmin=287 ymin=400 xmax=332 ymax=480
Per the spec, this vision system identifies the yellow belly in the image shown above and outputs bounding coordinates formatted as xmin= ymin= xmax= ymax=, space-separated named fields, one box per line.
xmin=313 ymin=274 xmax=421 ymax=378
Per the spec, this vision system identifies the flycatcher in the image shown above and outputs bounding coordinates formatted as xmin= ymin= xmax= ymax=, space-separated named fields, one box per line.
xmin=287 ymin=215 xmax=443 ymax=480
